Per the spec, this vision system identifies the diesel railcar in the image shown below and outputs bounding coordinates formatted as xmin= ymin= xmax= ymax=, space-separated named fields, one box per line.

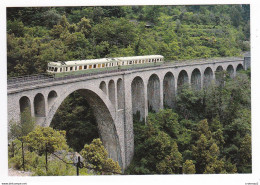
xmin=47 ymin=55 xmax=164 ymax=74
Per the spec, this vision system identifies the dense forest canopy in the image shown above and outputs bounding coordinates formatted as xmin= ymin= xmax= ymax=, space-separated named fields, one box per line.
xmin=7 ymin=5 xmax=250 ymax=77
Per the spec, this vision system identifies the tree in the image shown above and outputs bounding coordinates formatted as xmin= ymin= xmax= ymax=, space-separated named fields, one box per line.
xmin=9 ymin=107 xmax=35 ymax=171
xmin=41 ymin=9 xmax=62 ymax=28
xmin=175 ymin=85 xmax=203 ymax=120
xmin=80 ymin=138 xmax=121 ymax=174
xmin=183 ymin=160 xmax=196 ymax=174
xmin=76 ymin=17 xmax=91 ymax=38
xmin=25 ymin=126 xmax=68 ymax=172
xmin=238 ymin=134 xmax=251 ymax=173
xmin=192 ymin=119 xmax=223 ymax=173
xmin=147 ymin=109 xmax=180 ymax=139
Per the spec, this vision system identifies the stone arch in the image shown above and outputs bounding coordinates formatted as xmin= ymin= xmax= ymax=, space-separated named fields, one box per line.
xmin=117 ymin=78 xmax=124 ymax=110
xmin=108 ymin=80 xmax=116 ymax=105
xmin=163 ymin=72 xmax=175 ymax=108
xmin=147 ymin=74 xmax=160 ymax=112
xmin=34 ymin=93 xmax=46 ymax=117
xmin=236 ymin=64 xmax=244 ymax=72
xmin=215 ymin=66 xmax=224 ymax=86
xmin=131 ymin=76 xmax=145 ymax=121
xmin=191 ymin=68 xmax=202 ymax=90
xmin=177 ymin=70 xmax=189 ymax=91
xmin=99 ymin=81 xmax=107 ymax=94
xmin=19 ymin=96 xmax=31 ymax=116
xmin=47 ymin=88 xmax=122 ymax=166
xmin=227 ymin=65 xmax=235 ymax=78
xmin=48 ymin=90 xmax=58 ymax=108
xmin=203 ymin=67 xmax=213 ymax=88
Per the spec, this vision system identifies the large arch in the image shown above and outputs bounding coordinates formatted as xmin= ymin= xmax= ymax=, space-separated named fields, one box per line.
xmin=203 ymin=67 xmax=213 ymax=88
xmin=163 ymin=72 xmax=175 ymax=108
xmin=117 ymin=78 xmax=124 ymax=110
xmin=227 ymin=65 xmax=235 ymax=78
xmin=191 ymin=68 xmax=202 ymax=90
xmin=215 ymin=66 xmax=224 ymax=86
xmin=19 ymin=96 xmax=31 ymax=117
xmin=47 ymin=87 xmax=122 ymax=166
xmin=108 ymin=80 xmax=116 ymax=105
xmin=147 ymin=74 xmax=160 ymax=112
xmin=131 ymin=76 xmax=145 ymax=121
xmin=177 ymin=70 xmax=189 ymax=91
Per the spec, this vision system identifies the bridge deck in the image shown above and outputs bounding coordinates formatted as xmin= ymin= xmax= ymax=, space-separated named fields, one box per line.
xmin=7 ymin=56 xmax=243 ymax=92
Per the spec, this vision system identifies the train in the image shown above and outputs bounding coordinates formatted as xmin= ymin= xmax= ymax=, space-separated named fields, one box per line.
xmin=47 ymin=55 xmax=164 ymax=74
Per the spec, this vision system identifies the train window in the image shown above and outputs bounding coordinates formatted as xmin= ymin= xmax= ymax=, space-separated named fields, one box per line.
xmin=54 ymin=68 xmax=57 ymax=72
xmin=129 ymin=61 xmax=132 ymax=65
xmin=65 ymin=67 xmax=68 ymax=71
xmin=89 ymin=65 xmax=92 ymax=69
xmin=60 ymin=68 xmax=63 ymax=72
xmin=75 ymin=66 xmax=77 ymax=70
xmin=102 ymin=63 xmax=105 ymax=67
xmin=93 ymin=64 xmax=96 ymax=68
xmin=70 ymin=67 xmax=73 ymax=71
xmin=98 ymin=64 xmax=101 ymax=68
xmin=84 ymin=65 xmax=87 ymax=69
xmin=79 ymin=66 xmax=82 ymax=70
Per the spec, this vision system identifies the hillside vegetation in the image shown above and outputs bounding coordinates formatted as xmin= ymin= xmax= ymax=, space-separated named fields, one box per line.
xmin=7 ymin=5 xmax=250 ymax=77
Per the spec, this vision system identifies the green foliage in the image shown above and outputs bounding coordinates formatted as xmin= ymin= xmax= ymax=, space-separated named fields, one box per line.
xmin=126 ymin=110 xmax=183 ymax=174
xmin=7 ymin=5 xmax=249 ymax=77
xmin=183 ymin=160 xmax=196 ymax=174
xmin=9 ymin=108 xmax=36 ymax=171
xmin=147 ymin=109 xmax=180 ymax=139
xmin=127 ymin=72 xmax=250 ymax=174
xmin=25 ymin=126 xmax=68 ymax=155
xmin=8 ymin=142 xmax=80 ymax=176
xmin=25 ymin=126 xmax=68 ymax=172
xmin=237 ymin=134 xmax=251 ymax=173
xmin=80 ymin=138 xmax=121 ymax=174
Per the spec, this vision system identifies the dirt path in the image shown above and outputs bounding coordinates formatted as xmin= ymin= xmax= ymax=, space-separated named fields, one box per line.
xmin=8 ymin=168 xmax=33 ymax=176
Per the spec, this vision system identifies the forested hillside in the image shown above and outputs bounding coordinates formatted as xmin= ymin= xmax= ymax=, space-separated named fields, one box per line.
xmin=7 ymin=5 xmax=250 ymax=77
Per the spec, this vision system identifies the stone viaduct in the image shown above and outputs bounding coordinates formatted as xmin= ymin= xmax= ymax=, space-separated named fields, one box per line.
xmin=7 ymin=57 xmax=249 ymax=170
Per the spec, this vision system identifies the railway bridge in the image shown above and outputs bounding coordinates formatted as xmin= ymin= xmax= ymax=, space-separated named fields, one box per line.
xmin=7 ymin=56 xmax=250 ymax=170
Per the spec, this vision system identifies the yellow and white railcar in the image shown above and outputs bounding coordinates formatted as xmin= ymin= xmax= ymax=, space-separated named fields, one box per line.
xmin=47 ymin=55 xmax=164 ymax=73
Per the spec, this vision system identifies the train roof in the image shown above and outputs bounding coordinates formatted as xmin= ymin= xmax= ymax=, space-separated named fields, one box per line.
xmin=48 ymin=55 xmax=164 ymax=66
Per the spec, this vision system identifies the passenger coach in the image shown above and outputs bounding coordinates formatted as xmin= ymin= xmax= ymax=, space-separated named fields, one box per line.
xmin=47 ymin=55 xmax=164 ymax=73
